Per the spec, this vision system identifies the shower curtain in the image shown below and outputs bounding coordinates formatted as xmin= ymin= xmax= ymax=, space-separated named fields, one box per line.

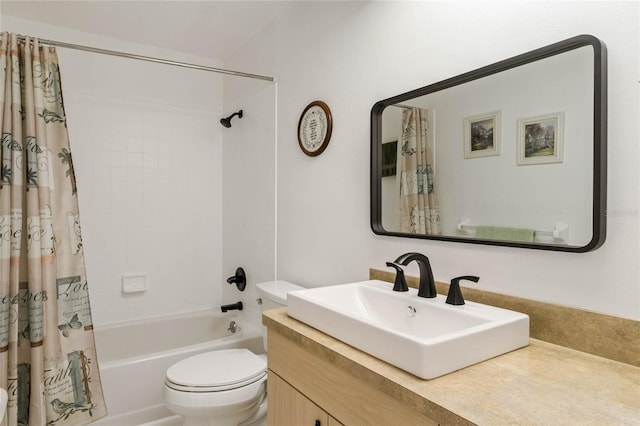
xmin=399 ymin=108 xmax=440 ymax=235
xmin=0 ymin=33 xmax=106 ymax=425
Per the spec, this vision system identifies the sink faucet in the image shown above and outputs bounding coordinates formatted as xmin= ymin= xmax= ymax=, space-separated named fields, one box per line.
xmin=385 ymin=262 xmax=409 ymax=292
xmin=393 ymin=252 xmax=437 ymax=298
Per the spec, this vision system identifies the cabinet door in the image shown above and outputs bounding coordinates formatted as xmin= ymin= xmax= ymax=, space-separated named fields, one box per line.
xmin=328 ymin=415 xmax=344 ymax=426
xmin=268 ymin=370 xmax=329 ymax=426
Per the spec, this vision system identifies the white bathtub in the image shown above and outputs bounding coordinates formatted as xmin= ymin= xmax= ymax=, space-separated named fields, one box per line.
xmin=93 ymin=310 xmax=264 ymax=425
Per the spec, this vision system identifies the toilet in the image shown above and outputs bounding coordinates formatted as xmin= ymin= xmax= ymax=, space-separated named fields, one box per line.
xmin=163 ymin=280 xmax=303 ymax=426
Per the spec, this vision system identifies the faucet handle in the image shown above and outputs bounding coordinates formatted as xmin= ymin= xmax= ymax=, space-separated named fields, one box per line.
xmin=446 ymin=276 xmax=480 ymax=305
xmin=227 ymin=267 xmax=246 ymax=291
xmin=386 ymin=262 xmax=409 ymax=292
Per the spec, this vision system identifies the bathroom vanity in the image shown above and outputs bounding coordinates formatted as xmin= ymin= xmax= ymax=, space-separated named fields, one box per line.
xmin=264 ymin=306 xmax=639 ymax=425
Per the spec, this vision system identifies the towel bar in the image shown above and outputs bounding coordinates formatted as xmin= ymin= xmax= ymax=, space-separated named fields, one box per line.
xmin=456 ymin=219 xmax=569 ymax=244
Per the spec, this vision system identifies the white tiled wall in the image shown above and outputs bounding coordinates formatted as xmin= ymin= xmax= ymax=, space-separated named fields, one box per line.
xmin=66 ymin=92 xmax=224 ymax=325
xmin=221 ymin=79 xmax=277 ymax=326
xmin=2 ymin=15 xmax=228 ymax=326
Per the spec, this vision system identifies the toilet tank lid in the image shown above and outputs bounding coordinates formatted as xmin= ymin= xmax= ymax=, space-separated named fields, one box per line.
xmin=256 ymin=280 xmax=303 ymax=305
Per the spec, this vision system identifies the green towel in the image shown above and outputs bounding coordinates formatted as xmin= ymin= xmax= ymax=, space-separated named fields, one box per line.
xmin=475 ymin=226 xmax=535 ymax=242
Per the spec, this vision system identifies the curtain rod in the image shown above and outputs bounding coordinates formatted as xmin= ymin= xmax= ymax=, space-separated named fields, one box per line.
xmin=15 ymin=34 xmax=275 ymax=82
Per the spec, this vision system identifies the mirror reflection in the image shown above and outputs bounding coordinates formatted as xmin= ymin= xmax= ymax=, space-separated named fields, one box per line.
xmin=371 ymin=35 xmax=606 ymax=252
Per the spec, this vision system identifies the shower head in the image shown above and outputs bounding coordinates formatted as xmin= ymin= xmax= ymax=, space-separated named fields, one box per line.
xmin=220 ymin=110 xmax=243 ymax=128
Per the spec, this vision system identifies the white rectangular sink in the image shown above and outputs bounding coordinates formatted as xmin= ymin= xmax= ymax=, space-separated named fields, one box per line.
xmin=287 ymin=280 xmax=529 ymax=379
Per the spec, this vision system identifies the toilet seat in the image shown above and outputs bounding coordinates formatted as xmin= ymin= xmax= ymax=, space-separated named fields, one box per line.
xmin=165 ymin=349 xmax=266 ymax=393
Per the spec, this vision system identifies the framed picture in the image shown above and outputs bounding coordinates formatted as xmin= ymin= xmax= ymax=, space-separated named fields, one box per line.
xmin=381 ymin=140 xmax=397 ymax=177
xmin=464 ymin=111 xmax=501 ymax=159
xmin=517 ymin=112 xmax=564 ymax=165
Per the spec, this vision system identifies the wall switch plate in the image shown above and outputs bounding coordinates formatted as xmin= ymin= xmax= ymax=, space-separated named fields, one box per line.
xmin=122 ymin=274 xmax=147 ymax=293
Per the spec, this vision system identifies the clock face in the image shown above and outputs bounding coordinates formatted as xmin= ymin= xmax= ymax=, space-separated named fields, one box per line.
xmin=298 ymin=101 xmax=332 ymax=156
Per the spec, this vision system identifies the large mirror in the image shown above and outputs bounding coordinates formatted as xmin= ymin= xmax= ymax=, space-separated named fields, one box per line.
xmin=371 ymin=35 xmax=606 ymax=252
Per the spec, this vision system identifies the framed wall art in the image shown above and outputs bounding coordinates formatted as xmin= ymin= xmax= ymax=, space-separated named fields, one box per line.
xmin=464 ymin=111 xmax=501 ymax=159
xmin=517 ymin=112 xmax=564 ymax=165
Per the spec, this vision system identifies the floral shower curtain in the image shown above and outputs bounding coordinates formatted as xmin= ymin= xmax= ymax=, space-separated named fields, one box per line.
xmin=0 ymin=33 xmax=106 ymax=425
xmin=399 ymin=108 xmax=440 ymax=235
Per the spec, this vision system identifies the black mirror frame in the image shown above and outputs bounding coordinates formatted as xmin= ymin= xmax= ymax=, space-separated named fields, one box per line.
xmin=371 ymin=35 xmax=607 ymax=252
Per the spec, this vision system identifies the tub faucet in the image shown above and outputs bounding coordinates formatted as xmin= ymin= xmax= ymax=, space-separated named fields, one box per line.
xmin=221 ymin=301 xmax=243 ymax=312
xmin=226 ymin=267 xmax=246 ymax=291
xmin=393 ymin=252 xmax=437 ymax=298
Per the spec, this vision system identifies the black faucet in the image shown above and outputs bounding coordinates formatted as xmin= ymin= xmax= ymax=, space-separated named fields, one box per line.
xmin=446 ymin=276 xmax=480 ymax=305
xmin=227 ymin=267 xmax=246 ymax=291
xmin=385 ymin=262 xmax=409 ymax=292
xmin=393 ymin=252 xmax=437 ymax=298
xmin=221 ymin=301 xmax=243 ymax=312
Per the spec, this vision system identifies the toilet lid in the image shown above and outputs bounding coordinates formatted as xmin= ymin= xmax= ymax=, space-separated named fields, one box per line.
xmin=166 ymin=349 xmax=266 ymax=391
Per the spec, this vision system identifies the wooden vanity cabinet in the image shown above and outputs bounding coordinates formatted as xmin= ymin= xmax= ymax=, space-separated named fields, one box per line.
xmin=266 ymin=328 xmax=437 ymax=426
xmin=268 ymin=371 xmax=342 ymax=426
xmin=264 ymin=304 xmax=640 ymax=426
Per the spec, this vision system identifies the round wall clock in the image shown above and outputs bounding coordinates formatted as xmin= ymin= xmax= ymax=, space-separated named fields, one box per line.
xmin=297 ymin=100 xmax=333 ymax=157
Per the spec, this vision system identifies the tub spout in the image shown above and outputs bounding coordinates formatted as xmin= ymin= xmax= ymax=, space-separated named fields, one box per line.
xmin=221 ymin=301 xmax=243 ymax=313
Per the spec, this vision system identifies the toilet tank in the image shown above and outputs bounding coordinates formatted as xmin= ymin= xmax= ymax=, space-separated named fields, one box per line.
xmin=256 ymin=281 xmax=303 ymax=351
xmin=256 ymin=281 xmax=303 ymax=311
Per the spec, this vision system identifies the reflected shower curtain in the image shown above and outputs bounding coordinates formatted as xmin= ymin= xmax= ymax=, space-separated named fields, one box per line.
xmin=0 ymin=33 xmax=106 ymax=425
xmin=399 ymin=108 xmax=440 ymax=235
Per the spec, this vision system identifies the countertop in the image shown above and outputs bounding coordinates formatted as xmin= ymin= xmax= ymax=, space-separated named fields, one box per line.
xmin=263 ymin=307 xmax=640 ymax=425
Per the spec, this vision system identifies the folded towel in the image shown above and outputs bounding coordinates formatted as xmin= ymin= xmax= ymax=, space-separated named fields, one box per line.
xmin=475 ymin=226 xmax=535 ymax=242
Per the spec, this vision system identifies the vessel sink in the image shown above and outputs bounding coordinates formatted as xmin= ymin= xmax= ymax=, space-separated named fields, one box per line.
xmin=287 ymin=280 xmax=529 ymax=379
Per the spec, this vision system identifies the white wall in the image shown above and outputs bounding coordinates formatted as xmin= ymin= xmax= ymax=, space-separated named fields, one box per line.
xmin=381 ymin=46 xmax=594 ymax=245
xmin=380 ymin=106 xmax=402 ymax=231
xmin=1 ymin=16 xmax=226 ymax=325
xmin=222 ymin=25 xmax=278 ymax=327
xmin=227 ymin=1 xmax=640 ymax=320
xmin=3 ymin=1 xmax=638 ymax=325
xmin=432 ymin=47 xmax=593 ymax=245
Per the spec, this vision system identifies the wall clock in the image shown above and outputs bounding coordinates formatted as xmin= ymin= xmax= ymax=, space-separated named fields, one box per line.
xmin=297 ymin=100 xmax=333 ymax=156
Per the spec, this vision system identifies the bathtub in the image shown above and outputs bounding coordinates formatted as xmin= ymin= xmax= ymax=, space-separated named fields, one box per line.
xmin=92 ymin=310 xmax=264 ymax=425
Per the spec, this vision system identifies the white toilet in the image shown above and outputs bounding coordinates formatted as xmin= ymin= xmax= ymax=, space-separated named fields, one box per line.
xmin=163 ymin=280 xmax=303 ymax=426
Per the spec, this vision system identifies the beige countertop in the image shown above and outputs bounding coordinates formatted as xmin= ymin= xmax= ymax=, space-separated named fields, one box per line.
xmin=263 ymin=307 xmax=640 ymax=425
